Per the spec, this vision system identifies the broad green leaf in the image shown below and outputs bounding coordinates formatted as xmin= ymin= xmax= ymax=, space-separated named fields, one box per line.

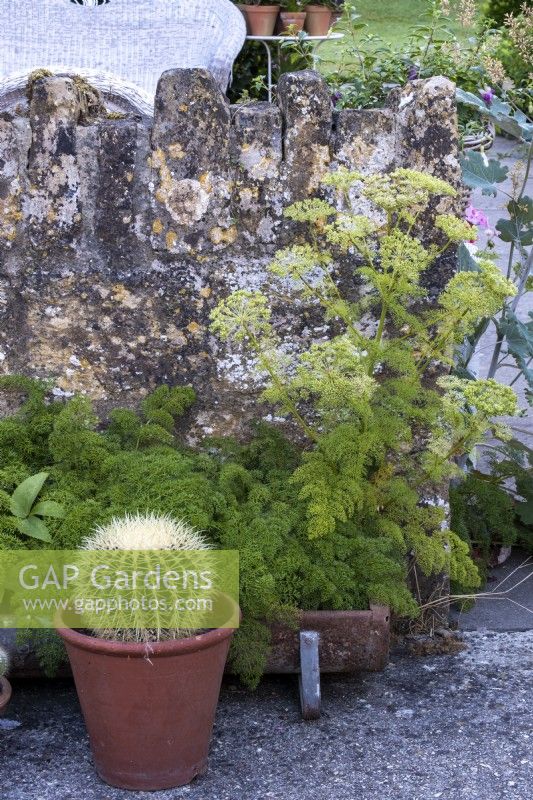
xmin=460 ymin=151 xmax=508 ymax=197
xmin=454 ymin=316 xmax=491 ymax=371
xmin=497 ymin=220 xmax=533 ymax=247
xmin=510 ymin=197 xmax=533 ymax=226
xmin=457 ymin=242 xmax=481 ymax=272
xmin=499 ymin=311 xmax=533 ymax=389
xmin=10 ymin=472 xmax=49 ymax=518
xmin=500 ymin=311 xmax=533 ymax=360
xmin=496 ymin=197 xmax=533 ymax=246
xmin=16 ymin=516 xmax=52 ymax=542
xmin=31 ymin=500 xmax=65 ymax=519
xmin=456 ymin=89 xmax=533 ymax=142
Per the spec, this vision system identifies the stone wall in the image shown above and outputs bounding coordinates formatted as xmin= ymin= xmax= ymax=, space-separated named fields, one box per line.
xmin=0 ymin=69 xmax=461 ymax=439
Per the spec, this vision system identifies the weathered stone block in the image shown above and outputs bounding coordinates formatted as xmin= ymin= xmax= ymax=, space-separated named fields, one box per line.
xmin=0 ymin=115 xmax=23 ymax=254
xmin=230 ymin=102 xmax=283 ymax=244
xmin=391 ymin=76 xmax=462 ymax=292
xmin=23 ymin=77 xmax=82 ymax=251
xmin=150 ymin=69 xmax=233 ymax=254
xmin=333 ymin=108 xmax=395 ymax=174
xmin=277 ymin=70 xmax=332 ymax=201
xmin=392 ymin=76 xmax=461 ymax=196
xmin=95 ymin=119 xmax=139 ymax=267
xmin=0 ymin=69 xmax=462 ymax=435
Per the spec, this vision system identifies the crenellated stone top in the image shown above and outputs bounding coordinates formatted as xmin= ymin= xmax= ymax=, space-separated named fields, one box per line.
xmin=0 ymin=69 xmax=461 ymax=438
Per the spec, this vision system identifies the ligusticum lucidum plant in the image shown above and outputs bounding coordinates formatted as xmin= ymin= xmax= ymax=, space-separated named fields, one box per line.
xmin=211 ymin=167 xmax=519 ymax=593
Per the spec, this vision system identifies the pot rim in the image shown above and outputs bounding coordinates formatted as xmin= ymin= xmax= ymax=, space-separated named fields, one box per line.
xmin=0 ymin=676 xmax=12 ymax=708
xmin=56 ymin=600 xmax=240 ymax=658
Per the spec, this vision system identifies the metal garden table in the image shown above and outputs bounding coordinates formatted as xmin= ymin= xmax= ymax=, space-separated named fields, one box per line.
xmin=245 ymin=33 xmax=344 ymax=103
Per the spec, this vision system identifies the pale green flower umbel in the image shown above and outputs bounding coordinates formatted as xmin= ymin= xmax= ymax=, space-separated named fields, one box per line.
xmin=435 ymin=213 xmax=477 ymax=242
xmin=268 ymin=244 xmax=331 ymax=279
xmin=284 ymin=199 xmax=336 ymax=224
xmin=379 ymin=229 xmax=431 ymax=286
xmin=321 ymin=167 xmax=364 ymax=192
xmin=462 ymin=379 xmax=520 ymax=417
xmin=324 ymin=214 xmax=378 ymax=250
xmin=438 ymin=376 xmax=519 ymax=418
xmin=439 ymin=260 xmax=517 ymax=337
xmin=363 ymin=168 xmax=457 ymax=213
xmin=393 ymin=168 xmax=457 ymax=198
xmin=210 ymin=290 xmax=272 ymax=343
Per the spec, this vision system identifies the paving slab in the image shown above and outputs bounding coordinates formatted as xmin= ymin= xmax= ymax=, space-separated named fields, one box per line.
xmin=452 ymin=551 xmax=533 ymax=631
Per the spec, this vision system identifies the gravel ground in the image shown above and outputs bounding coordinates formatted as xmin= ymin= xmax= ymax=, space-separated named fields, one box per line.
xmin=1 ymin=628 xmax=532 ymax=800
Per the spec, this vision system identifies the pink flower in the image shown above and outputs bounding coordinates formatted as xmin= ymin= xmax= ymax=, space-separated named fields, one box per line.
xmin=465 ymin=205 xmax=490 ymax=228
xmin=465 ymin=206 xmax=496 ymax=242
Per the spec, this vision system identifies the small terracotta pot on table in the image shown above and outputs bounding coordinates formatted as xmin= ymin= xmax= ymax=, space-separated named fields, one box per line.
xmin=239 ymin=4 xmax=280 ymax=36
xmin=278 ymin=10 xmax=307 ymax=32
xmin=304 ymin=5 xmax=332 ymax=36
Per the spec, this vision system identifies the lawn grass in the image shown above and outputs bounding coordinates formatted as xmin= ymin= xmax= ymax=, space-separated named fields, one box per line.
xmin=338 ymin=0 xmax=470 ymax=44
xmin=318 ymin=0 xmax=480 ymax=73
xmin=348 ymin=0 xmax=442 ymax=44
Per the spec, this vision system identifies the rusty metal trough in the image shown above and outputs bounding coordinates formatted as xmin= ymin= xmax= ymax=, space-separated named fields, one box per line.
xmin=2 ymin=605 xmax=391 ymax=720
xmin=266 ymin=605 xmax=391 ymax=719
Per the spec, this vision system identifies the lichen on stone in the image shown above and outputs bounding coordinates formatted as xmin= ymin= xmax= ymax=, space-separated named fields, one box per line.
xmin=0 ymin=69 xmax=462 ymax=437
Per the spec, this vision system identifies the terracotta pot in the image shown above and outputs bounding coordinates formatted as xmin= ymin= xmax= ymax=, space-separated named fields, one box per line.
xmin=0 ymin=676 xmax=12 ymax=716
xmin=304 ymin=5 xmax=332 ymax=36
xmin=278 ymin=11 xmax=307 ymax=33
xmin=238 ymin=4 xmax=280 ymax=36
xmin=57 ymin=621 xmax=236 ymax=790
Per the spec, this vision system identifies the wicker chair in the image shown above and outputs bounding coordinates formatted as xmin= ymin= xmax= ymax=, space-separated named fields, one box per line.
xmin=0 ymin=0 xmax=246 ymax=115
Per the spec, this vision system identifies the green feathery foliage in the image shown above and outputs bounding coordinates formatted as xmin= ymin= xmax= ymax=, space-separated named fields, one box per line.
xmin=451 ymin=474 xmax=518 ymax=558
xmin=16 ymin=629 xmax=68 ymax=678
xmin=0 ymin=382 xmax=420 ymax=687
xmin=450 ymin=436 xmax=533 ymax=586
xmin=211 ymin=167 xmax=520 ymax=599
